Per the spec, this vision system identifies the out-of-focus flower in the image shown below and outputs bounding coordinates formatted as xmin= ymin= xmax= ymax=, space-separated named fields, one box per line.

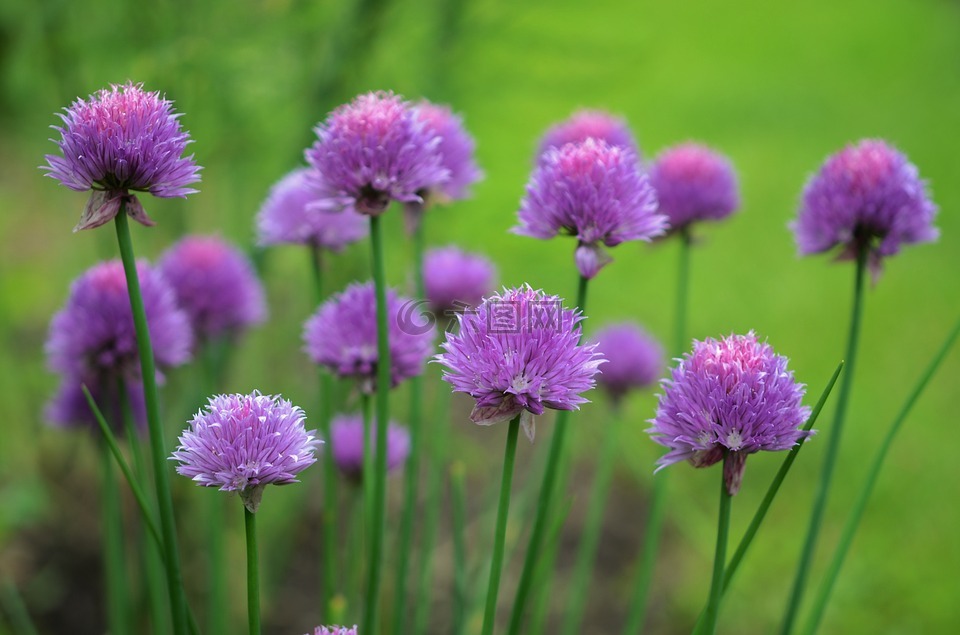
xmin=647 ymin=332 xmax=811 ymax=495
xmin=538 ymin=110 xmax=639 ymax=158
xmin=514 ymin=138 xmax=665 ymax=279
xmin=412 ymin=101 xmax=482 ymax=203
xmin=436 ymin=284 xmax=605 ymax=441
xmin=306 ymin=627 xmax=358 ymax=635
xmin=42 ymin=82 xmax=201 ymax=231
xmin=303 ymin=282 xmax=436 ymax=393
xmin=256 ymin=168 xmax=368 ymax=250
xmin=648 ymin=143 xmax=739 ymax=234
xmin=590 ymin=323 xmax=663 ymax=403
xmin=327 ymin=414 xmax=410 ymax=483
xmin=44 ymin=378 xmax=146 ymax=435
xmin=171 ymin=392 xmax=319 ymax=512
xmin=423 ymin=246 xmax=496 ymax=319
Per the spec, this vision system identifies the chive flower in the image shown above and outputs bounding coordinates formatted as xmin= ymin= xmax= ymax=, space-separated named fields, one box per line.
xmin=307 ymin=627 xmax=358 ymax=635
xmin=590 ymin=323 xmax=664 ymax=404
xmin=328 ymin=414 xmax=411 ymax=483
xmin=538 ymin=109 xmax=639 ymax=158
xmin=648 ymin=142 xmax=740 ymax=234
xmin=412 ymin=101 xmax=482 ymax=203
xmin=423 ymin=246 xmax=496 ymax=319
xmin=44 ymin=378 xmax=146 ymax=434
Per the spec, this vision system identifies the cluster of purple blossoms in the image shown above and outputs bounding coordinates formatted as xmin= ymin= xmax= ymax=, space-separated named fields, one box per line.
xmin=412 ymin=101 xmax=483 ymax=204
xmin=305 ymin=627 xmax=358 ymax=635
xmin=303 ymin=282 xmax=436 ymax=393
xmin=171 ymin=392 xmax=319 ymax=512
xmin=159 ymin=235 xmax=266 ymax=345
xmin=328 ymin=414 xmax=411 ymax=483
xmin=42 ymin=82 xmax=201 ymax=231
xmin=648 ymin=143 xmax=740 ymax=234
xmin=515 ymin=138 xmax=666 ymax=279
xmin=590 ymin=323 xmax=664 ymax=404
xmin=436 ymin=285 xmax=605 ymax=441
xmin=538 ymin=110 xmax=639 ymax=157
xmin=256 ymin=168 xmax=368 ymax=250
xmin=423 ymin=246 xmax=497 ymax=319
xmin=647 ymin=332 xmax=811 ymax=495
xmin=792 ymin=139 xmax=938 ymax=276
xmin=305 ymin=91 xmax=449 ymax=216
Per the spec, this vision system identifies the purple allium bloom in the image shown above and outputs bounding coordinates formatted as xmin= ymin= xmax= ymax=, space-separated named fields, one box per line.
xmin=515 ymin=138 xmax=666 ymax=279
xmin=328 ymin=414 xmax=411 ymax=483
xmin=42 ymin=82 xmax=201 ymax=231
xmin=792 ymin=139 xmax=938 ymax=276
xmin=46 ymin=260 xmax=193 ymax=382
xmin=423 ymin=246 xmax=496 ymax=319
xmin=412 ymin=101 xmax=483 ymax=202
xmin=435 ymin=285 xmax=605 ymax=441
xmin=648 ymin=143 xmax=740 ymax=233
xmin=255 ymin=168 xmax=368 ymax=250
xmin=647 ymin=332 xmax=811 ymax=495
xmin=306 ymin=627 xmax=358 ymax=635
xmin=590 ymin=323 xmax=664 ymax=403
xmin=44 ymin=378 xmax=146 ymax=435
xmin=159 ymin=235 xmax=267 ymax=344
xmin=171 ymin=392 xmax=319 ymax=512
xmin=303 ymin=282 xmax=436 ymax=393
xmin=538 ymin=110 xmax=639 ymax=158
xmin=305 ymin=91 xmax=449 ymax=216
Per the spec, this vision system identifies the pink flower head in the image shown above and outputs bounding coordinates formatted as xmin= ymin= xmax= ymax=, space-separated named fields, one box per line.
xmin=590 ymin=323 xmax=664 ymax=403
xmin=538 ymin=110 xmax=639 ymax=158
xmin=423 ymin=246 xmax=497 ymax=319
xmin=328 ymin=414 xmax=410 ymax=483
xmin=412 ymin=101 xmax=482 ymax=202
xmin=648 ymin=143 xmax=740 ymax=233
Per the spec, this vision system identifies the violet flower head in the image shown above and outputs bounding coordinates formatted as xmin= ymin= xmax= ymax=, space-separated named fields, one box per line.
xmin=46 ymin=259 xmax=193 ymax=382
xmin=159 ymin=235 xmax=267 ymax=344
xmin=514 ymin=138 xmax=666 ymax=279
xmin=44 ymin=378 xmax=146 ymax=436
xmin=42 ymin=82 xmax=201 ymax=231
xmin=305 ymin=91 xmax=449 ymax=216
xmin=590 ymin=323 xmax=664 ymax=403
xmin=538 ymin=110 xmax=639 ymax=158
xmin=256 ymin=168 xmax=368 ymax=250
xmin=792 ymin=139 xmax=938 ymax=276
xmin=171 ymin=391 xmax=319 ymax=512
xmin=423 ymin=246 xmax=496 ymax=319
xmin=307 ymin=627 xmax=358 ymax=635
xmin=303 ymin=282 xmax=436 ymax=393
xmin=435 ymin=284 xmax=605 ymax=442
xmin=647 ymin=332 xmax=811 ymax=495
xmin=412 ymin=101 xmax=483 ymax=202
xmin=328 ymin=414 xmax=411 ymax=483
xmin=648 ymin=143 xmax=740 ymax=233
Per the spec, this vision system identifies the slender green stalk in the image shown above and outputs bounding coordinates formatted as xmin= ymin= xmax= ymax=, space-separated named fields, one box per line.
xmin=361 ymin=393 xmax=374 ymax=534
xmin=0 ymin=578 xmax=40 ymax=635
xmin=506 ymin=275 xmax=588 ymax=635
xmin=113 ymin=211 xmax=188 ymax=635
xmin=527 ymin=496 xmax=575 ymax=635
xmin=802 ymin=317 xmax=960 ymax=635
xmin=481 ymin=416 xmax=522 ymax=635
xmin=244 ymin=507 xmax=261 ymax=635
xmin=100 ymin=442 xmax=130 ymax=635
xmin=362 ymin=213 xmax=393 ymax=634
xmin=451 ymin=461 xmax=468 ymax=635
xmin=702 ymin=458 xmax=733 ymax=635
xmin=780 ymin=244 xmax=868 ymax=635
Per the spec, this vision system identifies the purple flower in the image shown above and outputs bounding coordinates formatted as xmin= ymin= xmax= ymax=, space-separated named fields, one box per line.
xmin=589 ymin=323 xmax=664 ymax=403
xmin=435 ymin=285 xmax=605 ymax=441
xmin=792 ymin=139 xmax=938 ymax=276
xmin=306 ymin=627 xmax=358 ymax=635
xmin=159 ymin=235 xmax=267 ymax=344
xmin=648 ymin=143 xmax=740 ymax=233
xmin=256 ymin=168 xmax=368 ymax=250
xmin=42 ymin=82 xmax=201 ymax=231
xmin=647 ymin=332 xmax=811 ymax=495
xmin=538 ymin=110 xmax=639 ymax=158
xmin=171 ymin=391 xmax=319 ymax=512
xmin=423 ymin=246 xmax=496 ymax=319
xmin=44 ymin=378 xmax=146 ymax=435
xmin=303 ymin=282 xmax=436 ymax=393
xmin=328 ymin=414 xmax=410 ymax=483
xmin=514 ymin=138 xmax=666 ymax=279
xmin=46 ymin=260 xmax=193 ymax=382
xmin=412 ymin=101 xmax=483 ymax=202
xmin=305 ymin=91 xmax=448 ymax=216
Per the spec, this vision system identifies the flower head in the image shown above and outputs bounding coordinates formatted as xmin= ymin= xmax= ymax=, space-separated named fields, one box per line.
xmin=306 ymin=627 xmax=358 ymax=635
xmin=171 ymin=392 xmax=319 ymax=512
xmin=648 ymin=143 xmax=740 ymax=233
xmin=423 ymin=246 xmax=496 ymax=319
xmin=159 ymin=235 xmax=266 ymax=344
xmin=303 ymin=282 xmax=436 ymax=393
xmin=255 ymin=168 xmax=368 ymax=250
xmin=328 ymin=414 xmax=410 ymax=483
xmin=514 ymin=138 xmax=665 ymax=279
xmin=792 ymin=139 xmax=938 ymax=276
xmin=42 ymin=82 xmax=201 ymax=231
xmin=305 ymin=91 xmax=448 ymax=216
xmin=44 ymin=378 xmax=146 ymax=435
xmin=538 ymin=110 xmax=639 ymax=158
xmin=590 ymin=323 xmax=664 ymax=402
xmin=647 ymin=332 xmax=810 ymax=495
xmin=436 ymin=285 xmax=605 ymax=441
xmin=412 ymin=101 xmax=482 ymax=202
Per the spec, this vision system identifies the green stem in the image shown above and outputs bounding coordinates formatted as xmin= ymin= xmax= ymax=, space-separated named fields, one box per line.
xmin=245 ymin=507 xmax=261 ymax=635
xmin=675 ymin=226 xmax=691 ymax=355
xmin=481 ymin=416 xmax=522 ymax=635
xmin=0 ymin=577 xmax=40 ymax=635
xmin=451 ymin=461 xmax=468 ymax=635
xmin=363 ymin=213 xmax=393 ymax=634
xmin=506 ymin=274 xmax=588 ymax=635
xmin=113 ymin=211 xmax=188 ymax=635
xmin=801 ymin=316 xmax=960 ymax=635
xmin=100 ymin=442 xmax=130 ymax=635
xmin=780 ymin=244 xmax=867 ymax=635
xmin=701 ymin=458 xmax=733 ymax=635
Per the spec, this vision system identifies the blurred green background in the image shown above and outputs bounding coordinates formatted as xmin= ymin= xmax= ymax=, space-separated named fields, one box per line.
xmin=1 ymin=0 xmax=958 ymax=633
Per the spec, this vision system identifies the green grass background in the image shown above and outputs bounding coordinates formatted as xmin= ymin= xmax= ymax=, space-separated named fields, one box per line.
xmin=1 ymin=0 xmax=958 ymax=633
